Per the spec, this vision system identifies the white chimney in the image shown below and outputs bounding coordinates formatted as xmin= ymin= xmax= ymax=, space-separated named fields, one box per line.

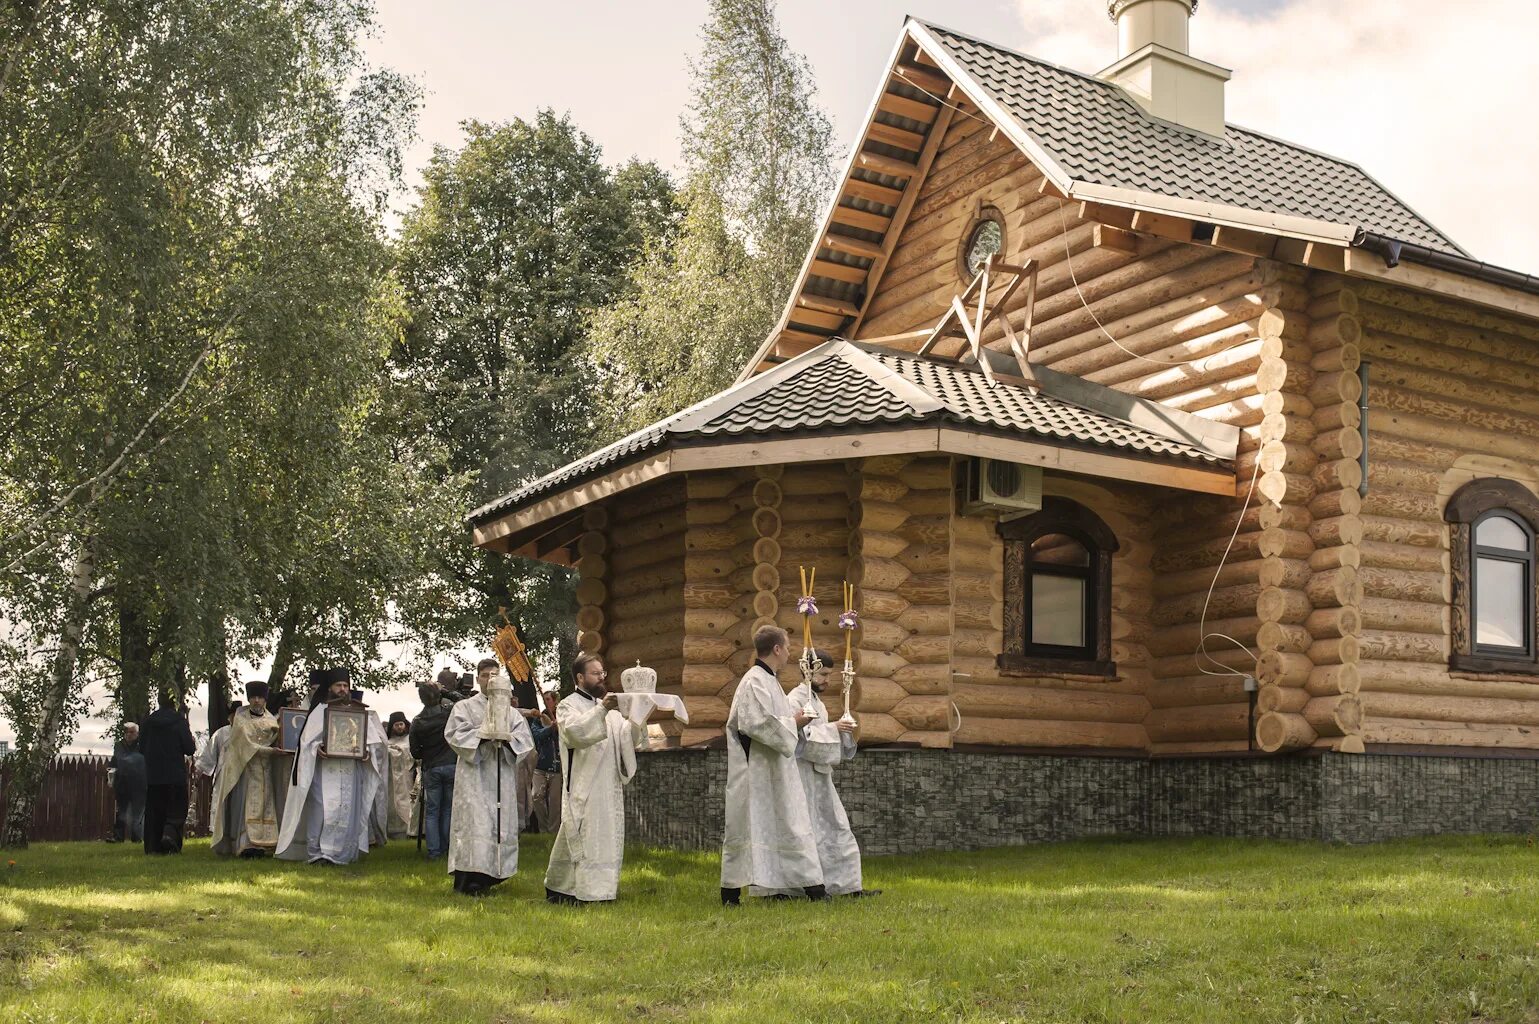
xmin=1099 ymin=0 xmax=1230 ymax=137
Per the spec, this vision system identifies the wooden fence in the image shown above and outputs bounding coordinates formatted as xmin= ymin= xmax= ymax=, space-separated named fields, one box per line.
xmin=0 ymin=753 xmax=213 ymax=844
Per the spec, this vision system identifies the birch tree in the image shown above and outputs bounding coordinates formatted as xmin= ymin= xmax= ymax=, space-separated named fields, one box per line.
xmin=0 ymin=0 xmax=419 ymax=846
xmin=587 ymin=0 xmax=837 ymax=433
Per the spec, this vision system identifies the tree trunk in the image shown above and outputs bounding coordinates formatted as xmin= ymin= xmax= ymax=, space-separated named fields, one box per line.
xmin=267 ymin=600 xmax=301 ymax=699
xmin=117 ymin=584 xmax=153 ymax=726
xmin=206 ymin=623 xmax=231 ymax=735
xmin=2 ymin=534 xmax=97 ymax=848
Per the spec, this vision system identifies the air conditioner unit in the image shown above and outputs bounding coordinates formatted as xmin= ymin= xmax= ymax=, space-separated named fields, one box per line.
xmin=962 ymin=458 xmax=1043 ymax=515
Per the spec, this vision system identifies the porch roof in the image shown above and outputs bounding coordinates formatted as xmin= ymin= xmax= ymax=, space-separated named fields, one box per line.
xmin=469 ymin=341 xmax=1239 ymax=556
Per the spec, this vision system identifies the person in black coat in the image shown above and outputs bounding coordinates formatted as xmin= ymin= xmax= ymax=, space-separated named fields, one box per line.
xmin=140 ymin=691 xmax=196 ymax=854
xmin=409 ymin=678 xmax=460 ymax=860
xmin=109 ymin=722 xmax=147 ymax=843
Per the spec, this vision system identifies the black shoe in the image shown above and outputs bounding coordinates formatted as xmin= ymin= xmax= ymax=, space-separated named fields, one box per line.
xmin=720 ymin=887 xmax=741 ymax=906
xmin=545 ymin=888 xmax=582 ymax=906
xmin=845 ymin=889 xmax=882 ymax=898
xmin=804 ymin=884 xmax=830 ymax=902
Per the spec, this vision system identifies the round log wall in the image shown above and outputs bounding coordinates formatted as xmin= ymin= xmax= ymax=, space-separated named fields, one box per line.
xmin=955 ymin=478 xmax=1154 ymax=751
xmin=852 ymin=455 xmax=953 ymax=746
xmin=603 ymin=478 xmax=687 ymax=718
xmin=676 ymin=468 xmax=757 ymax=745
xmin=1135 ymin=264 xmax=1315 ymax=754
xmin=1353 ymin=281 xmax=1539 ymax=749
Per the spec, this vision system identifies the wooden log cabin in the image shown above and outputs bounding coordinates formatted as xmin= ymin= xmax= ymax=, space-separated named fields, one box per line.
xmin=470 ymin=2 xmax=1539 ymax=841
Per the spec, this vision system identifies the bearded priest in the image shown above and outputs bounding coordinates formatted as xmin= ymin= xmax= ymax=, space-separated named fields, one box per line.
xmin=544 ymin=654 xmax=645 ymax=905
xmin=211 ymin=682 xmax=283 ymax=858
xmin=275 ymin=668 xmax=387 ymax=865
xmin=782 ymin=650 xmax=875 ymax=898
xmin=719 ymin=625 xmax=825 ymax=905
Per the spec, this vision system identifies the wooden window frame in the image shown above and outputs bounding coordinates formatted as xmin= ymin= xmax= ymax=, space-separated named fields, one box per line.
xmin=1445 ymin=478 xmax=1539 ymax=675
xmin=998 ymin=497 xmax=1118 ymax=678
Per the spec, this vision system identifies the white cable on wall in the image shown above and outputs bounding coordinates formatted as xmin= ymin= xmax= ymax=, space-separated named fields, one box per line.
xmin=897 ymin=67 xmax=1267 ymax=686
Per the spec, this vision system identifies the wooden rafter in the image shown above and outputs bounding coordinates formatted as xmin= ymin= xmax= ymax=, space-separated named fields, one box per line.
xmin=846 ymin=99 xmax=957 ymax=338
xmin=740 ymin=33 xmax=964 ymax=376
xmin=915 ymin=255 xmax=1040 ymax=385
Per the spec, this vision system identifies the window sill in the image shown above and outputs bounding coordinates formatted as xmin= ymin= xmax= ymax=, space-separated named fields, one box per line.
xmin=997 ymin=654 xmax=1117 ymax=679
xmin=1449 ymin=653 xmax=1539 ymax=679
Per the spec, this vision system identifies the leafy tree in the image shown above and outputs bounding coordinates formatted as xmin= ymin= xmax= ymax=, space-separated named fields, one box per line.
xmin=392 ymin=113 xmax=673 ymax=673
xmin=0 ymin=0 xmax=420 ymax=846
xmin=587 ymin=0 xmax=837 ymax=433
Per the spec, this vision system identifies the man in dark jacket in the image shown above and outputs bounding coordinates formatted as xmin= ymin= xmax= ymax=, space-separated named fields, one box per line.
xmin=140 ymin=691 xmax=196 ymax=854
xmin=409 ymin=678 xmax=459 ymax=859
xmin=525 ymin=699 xmax=561 ymax=833
xmin=108 ymin=722 xmax=147 ymax=843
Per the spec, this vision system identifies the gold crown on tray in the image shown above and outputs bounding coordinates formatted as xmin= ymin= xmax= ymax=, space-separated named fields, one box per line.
xmin=620 ymin=660 xmax=657 ymax=694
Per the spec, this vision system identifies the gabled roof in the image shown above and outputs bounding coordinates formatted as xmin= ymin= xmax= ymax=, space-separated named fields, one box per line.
xmin=468 ymin=341 xmax=1234 ymax=533
xmin=917 ymin=20 xmax=1465 ymax=257
xmin=741 ymin=17 xmax=1538 ymax=380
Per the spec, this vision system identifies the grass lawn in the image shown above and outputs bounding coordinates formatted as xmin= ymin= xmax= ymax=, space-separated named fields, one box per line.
xmin=1 ymin=834 xmax=1537 ymax=1023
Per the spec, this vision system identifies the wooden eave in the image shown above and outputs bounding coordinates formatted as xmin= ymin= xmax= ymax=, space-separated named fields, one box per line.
xmin=738 ymin=29 xmax=965 ymax=378
xmin=472 ymin=426 xmax=1237 ymax=564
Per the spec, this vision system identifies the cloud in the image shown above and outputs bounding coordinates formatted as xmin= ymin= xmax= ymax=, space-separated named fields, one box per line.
xmin=1011 ymin=0 xmax=1539 ymax=271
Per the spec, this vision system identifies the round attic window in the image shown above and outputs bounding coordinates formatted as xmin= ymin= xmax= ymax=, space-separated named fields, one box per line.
xmin=961 ymin=209 xmax=1005 ymax=281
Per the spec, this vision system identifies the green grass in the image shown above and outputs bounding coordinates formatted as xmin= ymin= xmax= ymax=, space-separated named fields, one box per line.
xmin=1 ymin=835 xmax=1537 ymax=1023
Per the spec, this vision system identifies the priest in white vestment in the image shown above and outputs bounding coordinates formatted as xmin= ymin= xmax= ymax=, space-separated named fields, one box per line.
xmin=544 ymin=655 xmax=645 ymax=905
xmin=444 ymin=668 xmax=534 ymax=896
xmin=211 ymin=683 xmax=283 ymax=857
xmin=781 ymin=651 xmax=876 ymax=897
xmin=720 ymin=625 xmax=825 ymax=904
xmin=385 ymin=712 xmax=414 ymax=839
xmin=196 ymin=702 xmax=239 ymax=779
xmin=275 ymin=668 xmax=387 ymax=865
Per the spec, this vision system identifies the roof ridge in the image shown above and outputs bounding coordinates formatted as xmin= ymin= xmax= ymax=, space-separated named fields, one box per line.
xmin=670 ymin=340 xmax=846 ymax=434
xmin=908 ymin=17 xmax=1121 ymax=92
xmin=915 ymin=17 xmax=1464 ymax=257
xmin=834 ymin=343 xmax=949 ymax=417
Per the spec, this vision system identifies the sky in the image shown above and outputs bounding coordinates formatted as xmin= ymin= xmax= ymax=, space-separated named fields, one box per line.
xmin=368 ymin=0 xmax=1538 ymax=271
xmin=7 ymin=0 xmax=1536 ymax=755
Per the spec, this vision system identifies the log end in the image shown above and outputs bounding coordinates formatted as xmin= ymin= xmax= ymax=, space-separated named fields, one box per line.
xmin=1255 ymin=711 xmax=1318 ymax=753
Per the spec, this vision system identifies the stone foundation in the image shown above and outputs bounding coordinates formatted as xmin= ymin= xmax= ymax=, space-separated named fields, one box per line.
xmin=624 ymin=749 xmax=1539 ymax=856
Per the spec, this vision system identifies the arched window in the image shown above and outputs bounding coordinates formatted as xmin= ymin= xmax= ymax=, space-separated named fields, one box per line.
xmin=1445 ymin=479 xmax=1539 ymax=673
xmin=999 ymin=498 xmax=1118 ymax=677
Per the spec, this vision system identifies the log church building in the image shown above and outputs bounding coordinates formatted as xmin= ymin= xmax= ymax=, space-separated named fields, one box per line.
xmin=471 ymin=2 xmax=1539 ymax=850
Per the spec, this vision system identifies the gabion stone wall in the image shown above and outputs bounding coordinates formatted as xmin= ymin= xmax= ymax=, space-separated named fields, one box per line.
xmin=623 ymin=748 xmax=1539 ymax=856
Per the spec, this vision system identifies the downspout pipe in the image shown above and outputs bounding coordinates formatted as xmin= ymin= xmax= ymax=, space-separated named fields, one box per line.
xmin=1357 ymin=360 xmax=1370 ymax=499
xmin=1353 ymin=231 xmax=1539 ymax=297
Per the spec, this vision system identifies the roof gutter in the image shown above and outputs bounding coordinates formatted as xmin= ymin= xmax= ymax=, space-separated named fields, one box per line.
xmin=1353 ymin=231 xmax=1539 ymax=299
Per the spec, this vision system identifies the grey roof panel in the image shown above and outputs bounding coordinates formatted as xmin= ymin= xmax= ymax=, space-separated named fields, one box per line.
xmin=877 ymin=351 xmax=1209 ymax=461
xmin=697 ymin=354 xmax=922 ymax=435
xmin=470 ymin=342 xmax=1227 ymax=525
xmin=921 ymin=22 xmax=1466 ymax=257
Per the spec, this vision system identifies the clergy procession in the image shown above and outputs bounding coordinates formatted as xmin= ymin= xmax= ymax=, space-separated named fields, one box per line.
xmin=185 ymin=575 xmax=875 ymax=906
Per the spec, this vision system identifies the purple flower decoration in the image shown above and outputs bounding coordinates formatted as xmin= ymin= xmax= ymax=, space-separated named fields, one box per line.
xmin=838 ymin=610 xmax=859 ymax=630
xmin=797 ymin=596 xmax=818 ymax=616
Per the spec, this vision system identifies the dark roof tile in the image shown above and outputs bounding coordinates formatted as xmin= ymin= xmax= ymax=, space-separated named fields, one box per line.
xmin=469 ymin=343 xmax=1227 ymax=525
xmin=921 ymin=22 xmax=1463 ymax=256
